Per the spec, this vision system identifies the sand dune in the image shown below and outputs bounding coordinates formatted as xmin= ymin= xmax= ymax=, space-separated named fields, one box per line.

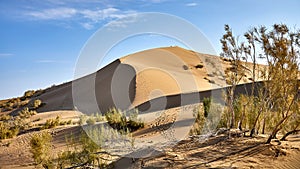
xmin=19 ymin=46 xmax=263 ymax=115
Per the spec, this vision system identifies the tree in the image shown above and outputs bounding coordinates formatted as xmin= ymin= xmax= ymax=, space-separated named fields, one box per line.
xmin=220 ymin=25 xmax=247 ymax=128
xmin=221 ymin=24 xmax=300 ymax=143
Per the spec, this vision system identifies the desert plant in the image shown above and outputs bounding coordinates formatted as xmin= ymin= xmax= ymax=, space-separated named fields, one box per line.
xmin=0 ymin=121 xmax=19 ymax=140
xmin=30 ymin=131 xmax=53 ymax=168
xmin=105 ymin=108 xmax=144 ymax=132
xmin=86 ymin=117 xmax=96 ymax=125
xmin=32 ymin=99 xmax=42 ymax=109
xmin=42 ymin=116 xmax=60 ymax=129
xmin=18 ymin=107 xmax=37 ymax=119
xmin=190 ymin=105 xmax=206 ymax=135
xmin=23 ymin=90 xmax=35 ymax=99
xmin=203 ymin=97 xmax=211 ymax=118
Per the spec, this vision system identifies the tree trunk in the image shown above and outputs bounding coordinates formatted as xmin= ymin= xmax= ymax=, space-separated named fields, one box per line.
xmin=262 ymin=117 xmax=266 ymax=134
xmin=250 ymin=111 xmax=261 ymax=137
xmin=238 ymin=104 xmax=246 ymax=130
xmin=266 ymin=127 xmax=281 ymax=144
xmin=280 ymin=130 xmax=300 ymax=141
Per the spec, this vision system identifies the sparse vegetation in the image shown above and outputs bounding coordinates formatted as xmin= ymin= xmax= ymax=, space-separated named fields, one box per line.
xmin=32 ymin=99 xmax=42 ymax=109
xmin=42 ymin=116 xmax=60 ymax=129
xmin=220 ymin=24 xmax=300 ymax=143
xmin=30 ymin=131 xmax=53 ymax=168
xmin=105 ymin=108 xmax=144 ymax=132
xmin=203 ymin=97 xmax=211 ymax=118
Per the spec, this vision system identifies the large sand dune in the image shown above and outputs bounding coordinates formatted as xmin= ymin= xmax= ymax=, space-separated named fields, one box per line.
xmin=18 ymin=46 xmax=264 ymax=115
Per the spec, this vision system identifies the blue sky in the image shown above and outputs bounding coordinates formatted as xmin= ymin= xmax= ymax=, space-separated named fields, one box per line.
xmin=0 ymin=0 xmax=300 ymax=99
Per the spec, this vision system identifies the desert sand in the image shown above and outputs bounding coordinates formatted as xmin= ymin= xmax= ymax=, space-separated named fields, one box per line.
xmin=0 ymin=46 xmax=298 ymax=168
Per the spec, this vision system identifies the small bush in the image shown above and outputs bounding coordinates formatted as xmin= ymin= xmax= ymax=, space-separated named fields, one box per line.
xmin=23 ymin=90 xmax=35 ymax=98
xmin=190 ymin=106 xmax=205 ymax=135
xmin=94 ymin=112 xmax=105 ymax=122
xmin=32 ymin=99 xmax=42 ymax=109
xmin=30 ymin=132 xmax=53 ymax=167
xmin=42 ymin=116 xmax=60 ymax=129
xmin=105 ymin=108 xmax=144 ymax=132
xmin=79 ymin=115 xmax=87 ymax=125
xmin=203 ymin=97 xmax=212 ymax=118
xmin=18 ymin=107 xmax=37 ymax=119
xmin=86 ymin=117 xmax=96 ymax=125
xmin=0 ymin=121 xmax=19 ymax=140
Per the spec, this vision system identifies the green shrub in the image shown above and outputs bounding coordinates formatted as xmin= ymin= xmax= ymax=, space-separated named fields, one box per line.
xmin=190 ymin=106 xmax=206 ymax=135
xmin=23 ymin=90 xmax=35 ymax=98
xmin=203 ymin=97 xmax=212 ymax=118
xmin=30 ymin=131 xmax=53 ymax=168
xmin=79 ymin=115 xmax=87 ymax=125
xmin=86 ymin=117 xmax=96 ymax=125
xmin=94 ymin=112 xmax=105 ymax=122
xmin=0 ymin=121 xmax=19 ymax=140
xmin=32 ymin=99 xmax=42 ymax=109
xmin=42 ymin=116 xmax=60 ymax=129
xmin=18 ymin=107 xmax=37 ymax=118
xmin=105 ymin=108 xmax=144 ymax=132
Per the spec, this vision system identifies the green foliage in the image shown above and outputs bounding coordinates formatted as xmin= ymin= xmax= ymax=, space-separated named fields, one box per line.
xmin=32 ymin=99 xmax=42 ymax=109
xmin=190 ymin=105 xmax=206 ymax=135
xmin=18 ymin=107 xmax=37 ymax=119
xmin=0 ymin=121 xmax=19 ymax=140
xmin=79 ymin=115 xmax=87 ymax=125
xmin=220 ymin=24 xmax=300 ymax=142
xmin=42 ymin=116 xmax=60 ymax=129
xmin=105 ymin=108 xmax=144 ymax=132
xmin=203 ymin=97 xmax=211 ymax=118
xmin=56 ymin=131 xmax=107 ymax=168
xmin=86 ymin=117 xmax=96 ymax=125
xmin=30 ymin=131 xmax=53 ymax=168
xmin=23 ymin=90 xmax=35 ymax=98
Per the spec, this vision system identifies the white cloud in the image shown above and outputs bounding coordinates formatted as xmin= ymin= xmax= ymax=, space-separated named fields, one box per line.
xmin=80 ymin=22 xmax=94 ymax=30
xmin=25 ymin=7 xmax=137 ymax=29
xmin=186 ymin=3 xmax=198 ymax=7
xmin=26 ymin=7 xmax=77 ymax=20
xmin=107 ymin=13 xmax=138 ymax=29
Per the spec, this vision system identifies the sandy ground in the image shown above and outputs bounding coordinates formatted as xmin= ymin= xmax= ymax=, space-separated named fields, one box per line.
xmin=0 ymin=47 xmax=295 ymax=168
xmin=1 ymin=107 xmax=299 ymax=168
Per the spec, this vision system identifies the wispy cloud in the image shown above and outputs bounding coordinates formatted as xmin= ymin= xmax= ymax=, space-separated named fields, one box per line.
xmin=107 ymin=13 xmax=138 ymax=30
xmin=24 ymin=7 xmax=137 ymax=29
xmin=186 ymin=3 xmax=198 ymax=7
xmin=26 ymin=7 xmax=77 ymax=20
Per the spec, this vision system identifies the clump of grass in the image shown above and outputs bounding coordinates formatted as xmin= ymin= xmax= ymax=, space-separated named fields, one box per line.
xmin=30 ymin=131 xmax=53 ymax=168
xmin=86 ymin=117 xmax=96 ymax=125
xmin=42 ymin=116 xmax=60 ymax=129
xmin=32 ymin=99 xmax=42 ymax=109
xmin=18 ymin=107 xmax=37 ymax=118
xmin=105 ymin=108 xmax=144 ymax=132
